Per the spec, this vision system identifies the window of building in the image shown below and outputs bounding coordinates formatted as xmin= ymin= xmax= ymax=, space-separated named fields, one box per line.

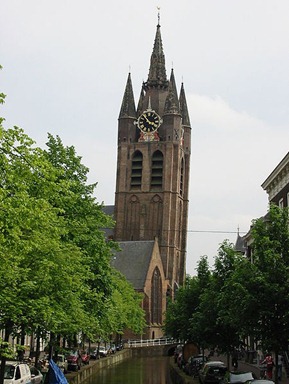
xmin=151 ymin=267 xmax=162 ymax=324
xmin=279 ymin=198 xmax=284 ymax=208
xmin=151 ymin=150 xmax=163 ymax=189
xmin=131 ymin=151 xmax=143 ymax=189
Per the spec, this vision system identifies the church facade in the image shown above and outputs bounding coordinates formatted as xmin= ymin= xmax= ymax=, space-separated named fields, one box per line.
xmin=109 ymin=20 xmax=191 ymax=339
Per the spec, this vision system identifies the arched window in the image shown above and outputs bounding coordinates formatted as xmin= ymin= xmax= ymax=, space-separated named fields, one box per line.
xmin=151 ymin=150 xmax=163 ymax=190
xmin=131 ymin=151 xmax=143 ymax=189
xmin=151 ymin=267 xmax=162 ymax=324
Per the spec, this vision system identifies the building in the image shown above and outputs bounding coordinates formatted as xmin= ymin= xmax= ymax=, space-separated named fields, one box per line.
xmin=235 ymin=151 xmax=289 ymax=261
xmin=107 ymin=19 xmax=191 ymax=339
xmin=261 ymin=151 xmax=289 ymax=208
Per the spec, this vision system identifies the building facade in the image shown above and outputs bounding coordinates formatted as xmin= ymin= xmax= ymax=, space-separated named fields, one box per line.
xmin=261 ymin=152 xmax=289 ymax=208
xmin=235 ymin=151 xmax=289 ymax=261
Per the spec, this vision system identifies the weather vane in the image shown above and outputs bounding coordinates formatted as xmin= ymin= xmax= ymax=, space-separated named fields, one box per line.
xmin=157 ymin=6 xmax=160 ymax=25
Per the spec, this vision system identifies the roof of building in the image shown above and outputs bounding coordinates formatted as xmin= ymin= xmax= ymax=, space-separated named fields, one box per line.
xmin=262 ymin=151 xmax=289 ymax=188
xmin=111 ymin=240 xmax=155 ymax=290
xmin=119 ymin=72 xmax=136 ymax=119
xmin=102 ymin=205 xmax=114 ymax=217
xmin=101 ymin=205 xmax=114 ymax=238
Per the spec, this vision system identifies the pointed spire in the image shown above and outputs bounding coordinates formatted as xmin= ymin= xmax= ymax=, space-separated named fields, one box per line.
xmin=164 ymin=69 xmax=180 ymax=114
xmin=119 ymin=73 xmax=136 ymax=118
xmin=146 ymin=24 xmax=168 ymax=89
xmin=136 ymin=83 xmax=145 ymax=117
xmin=179 ymin=82 xmax=191 ymax=126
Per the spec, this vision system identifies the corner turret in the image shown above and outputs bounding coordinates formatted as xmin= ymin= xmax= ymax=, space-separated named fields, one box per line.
xmin=118 ymin=72 xmax=137 ymax=144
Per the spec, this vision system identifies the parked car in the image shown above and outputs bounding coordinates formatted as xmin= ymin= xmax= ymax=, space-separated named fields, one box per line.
xmin=116 ymin=343 xmax=123 ymax=351
xmin=4 ymin=361 xmax=31 ymax=384
xmin=90 ymin=349 xmax=99 ymax=360
xmin=55 ymin=354 xmax=68 ymax=373
xmin=30 ymin=366 xmax=43 ymax=384
xmin=244 ymin=381 xmax=274 ymax=384
xmin=80 ymin=350 xmax=90 ymax=365
xmin=97 ymin=346 xmax=108 ymax=357
xmin=66 ymin=350 xmax=82 ymax=371
xmin=199 ymin=361 xmax=227 ymax=384
xmin=223 ymin=371 xmax=255 ymax=384
xmin=184 ymin=354 xmax=207 ymax=377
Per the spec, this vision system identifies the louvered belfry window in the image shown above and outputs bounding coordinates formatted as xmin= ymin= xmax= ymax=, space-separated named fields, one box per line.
xmin=151 ymin=150 xmax=163 ymax=189
xmin=131 ymin=151 xmax=143 ymax=189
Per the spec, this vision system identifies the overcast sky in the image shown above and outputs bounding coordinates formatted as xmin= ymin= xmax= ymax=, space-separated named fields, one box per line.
xmin=1 ymin=1 xmax=289 ymax=276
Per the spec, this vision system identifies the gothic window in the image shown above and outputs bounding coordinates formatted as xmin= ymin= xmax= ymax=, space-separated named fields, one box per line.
xmin=131 ymin=151 xmax=143 ymax=190
xmin=151 ymin=267 xmax=162 ymax=324
xmin=151 ymin=150 xmax=163 ymax=189
xmin=180 ymin=158 xmax=184 ymax=196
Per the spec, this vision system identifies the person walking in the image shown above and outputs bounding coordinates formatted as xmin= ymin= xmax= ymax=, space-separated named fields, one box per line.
xmin=261 ymin=353 xmax=274 ymax=379
xmin=278 ymin=355 xmax=283 ymax=381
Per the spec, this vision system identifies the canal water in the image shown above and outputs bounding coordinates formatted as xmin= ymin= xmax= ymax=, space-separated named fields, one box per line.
xmin=85 ymin=355 xmax=174 ymax=384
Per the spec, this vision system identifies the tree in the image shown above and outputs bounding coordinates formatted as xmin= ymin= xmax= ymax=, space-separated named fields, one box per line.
xmin=43 ymin=134 xmax=118 ymax=343
xmin=0 ymin=124 xmax=91 ymax=383
xmin=106 ymin=269 xmax=146 ymax=338
xmin=164 ymin=274 xmax=202 ymax=342
xmin=249 ymin=204 xmax=289 ymax=382
xmin=215 ymin=205 xmax=289 ymax=381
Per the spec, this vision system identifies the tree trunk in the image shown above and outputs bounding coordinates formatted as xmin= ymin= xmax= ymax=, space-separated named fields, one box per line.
xmin=0 ymin=325 xmax=12 ymax=384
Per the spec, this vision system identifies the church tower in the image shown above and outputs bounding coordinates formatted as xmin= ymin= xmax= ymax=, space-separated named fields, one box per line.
xmin=114 ymin=20 xmax=191 ymax=294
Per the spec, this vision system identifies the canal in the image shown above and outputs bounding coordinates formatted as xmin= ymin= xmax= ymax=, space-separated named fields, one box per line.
xmin=85 ymin=355 xmax=174 ymax=384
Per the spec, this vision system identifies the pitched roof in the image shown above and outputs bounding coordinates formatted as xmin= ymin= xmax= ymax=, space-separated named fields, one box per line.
xmin=234 ymin=234 xmax=247 ymax=254
xmin=111 ymin=241 xmax=155 ymax=290
xmin=101 ymin=205 xmax=114 ymax=238
xmin=164 ymin=68 xmax=180 ymax=115
xmin=179 ymin=82 xmax=191 ymax=126
xmin=119 ymin=72 xmax=136 ymax=119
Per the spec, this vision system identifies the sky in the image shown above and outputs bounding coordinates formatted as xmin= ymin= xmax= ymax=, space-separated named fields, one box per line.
xmin=1 ymin=0 xmax=289 ymax=276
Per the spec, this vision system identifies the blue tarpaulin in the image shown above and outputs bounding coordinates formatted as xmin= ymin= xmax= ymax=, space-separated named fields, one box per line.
xmin=49 ymin=359 xmax=68 ymax=384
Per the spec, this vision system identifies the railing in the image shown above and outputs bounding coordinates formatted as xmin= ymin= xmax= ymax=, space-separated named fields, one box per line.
xmin=127 ymin=338 xmax=178 ymax=348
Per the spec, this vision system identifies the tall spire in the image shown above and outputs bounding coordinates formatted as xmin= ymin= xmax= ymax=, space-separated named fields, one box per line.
xmin=119 ymin=73 xmax=136 ymax=118
xmin=164 ymin=68 xmax=180 ymax=114
xmin=179 ymin=82 xmax=191 ymax=126
xmin=146 ymin=23 xmax=168 ymax=89
xmin=136 ymin=83 xmax=145 ymax=117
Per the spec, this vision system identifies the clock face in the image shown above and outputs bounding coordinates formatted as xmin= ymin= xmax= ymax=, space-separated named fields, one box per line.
xmin=138 ymin=111 xmax=162 ymax=133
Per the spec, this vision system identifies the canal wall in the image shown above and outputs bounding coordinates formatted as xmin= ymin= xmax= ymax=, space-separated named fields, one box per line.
xmin=66 ymin=349 xmax=132 ymax=384
xmin=66 ymin=347 xmax=192 ymax=384
xmin=169 ymin=358 xmax=194 ymax=384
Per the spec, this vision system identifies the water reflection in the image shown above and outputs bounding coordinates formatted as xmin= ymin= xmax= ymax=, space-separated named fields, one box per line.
xmin=86 ymin=356 xmax=173 ymax=384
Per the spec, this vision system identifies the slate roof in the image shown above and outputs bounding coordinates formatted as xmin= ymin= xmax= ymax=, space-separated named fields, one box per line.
xmin=102 ymin=205 xmax=114 ymax=217
xmin=234 ymin=234 xmax=247 ymax=254
xmin=101 ymin=205 xmax=115 ymax=238
xmin=111 ymin=241 xmax=155 ymax=290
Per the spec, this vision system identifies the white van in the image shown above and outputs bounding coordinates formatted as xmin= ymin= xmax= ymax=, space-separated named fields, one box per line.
xmin=4 ymin=361 xmax=31 ymax=384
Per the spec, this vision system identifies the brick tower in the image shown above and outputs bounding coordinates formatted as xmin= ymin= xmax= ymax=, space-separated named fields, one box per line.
xmin=114 ymin=20 xmax=191 ymax=296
